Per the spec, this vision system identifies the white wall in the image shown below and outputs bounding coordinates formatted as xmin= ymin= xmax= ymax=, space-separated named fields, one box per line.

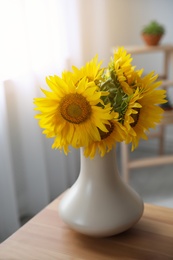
xmin=76 ymin=0 xmax=173 ymax=67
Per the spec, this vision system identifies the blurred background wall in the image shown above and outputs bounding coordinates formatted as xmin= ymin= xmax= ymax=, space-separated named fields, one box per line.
xmin=0 ymin=0 xmax=173 ymax=242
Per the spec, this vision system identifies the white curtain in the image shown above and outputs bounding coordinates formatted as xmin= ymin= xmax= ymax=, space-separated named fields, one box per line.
xmin=0 ymin=0 xmax=82 ymax=242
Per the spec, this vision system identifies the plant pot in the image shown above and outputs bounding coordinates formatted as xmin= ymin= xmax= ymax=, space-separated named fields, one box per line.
xmin=58 ymin=147 xmax=144 ymax=237
xmin=142 ymin=33 xmax=163 ymax=46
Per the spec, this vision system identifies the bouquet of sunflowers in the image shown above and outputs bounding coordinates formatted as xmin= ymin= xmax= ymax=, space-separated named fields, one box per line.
xmin=34 ymin=47 xmax=166 ymax=158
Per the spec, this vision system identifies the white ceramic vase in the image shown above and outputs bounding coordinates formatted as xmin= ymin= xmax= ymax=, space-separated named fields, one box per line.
xmin=58 ymin=147 xmax=144 ymax=237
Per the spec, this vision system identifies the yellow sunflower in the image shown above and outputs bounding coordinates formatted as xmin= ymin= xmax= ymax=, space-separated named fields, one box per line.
xmin=83 ymin=113 xmax=127 ymax=158
xmin=111 ymin=47 xmax=136 ymax=95
xmin=123 ymin=88 xmax=142 ymax=140
xmin=138 ymin=71 xmax=162 ymax=95
xmin=62 ymin=55 xmax=104 ymax=87
xmin=124 ymin=76 xmax=166 ymax=151
xmin=34 ymin=75 xmax=113 ymax=153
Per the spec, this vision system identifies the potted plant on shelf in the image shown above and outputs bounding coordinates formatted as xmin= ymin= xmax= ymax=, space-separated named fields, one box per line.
xmin=141 ymin=20 xmax=165 ymax=46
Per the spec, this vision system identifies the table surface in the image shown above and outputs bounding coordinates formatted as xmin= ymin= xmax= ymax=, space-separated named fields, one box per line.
xmin=0 ymin=195 xmax=173 ymax=259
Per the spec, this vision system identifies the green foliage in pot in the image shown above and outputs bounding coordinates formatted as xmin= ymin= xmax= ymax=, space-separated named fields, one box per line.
xmin=142 ymin=20 xmax=165 ymax=35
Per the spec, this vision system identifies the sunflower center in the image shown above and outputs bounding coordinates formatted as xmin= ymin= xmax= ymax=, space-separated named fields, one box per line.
xmin=60 ymin=93 xmax=91 ymax=124
xmin=99 ymin=122 xmax=114 ymax=140
xmin=130 ymin=108 xmax=140 ymax=127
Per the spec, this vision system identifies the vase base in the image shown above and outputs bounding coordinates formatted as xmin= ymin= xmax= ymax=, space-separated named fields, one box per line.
xmin=58 ymin=188 xmax=144 ymax=238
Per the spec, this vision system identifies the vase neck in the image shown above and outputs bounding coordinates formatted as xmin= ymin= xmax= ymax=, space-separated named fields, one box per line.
xmin=79 ymin=147 xmax=119 ymax=178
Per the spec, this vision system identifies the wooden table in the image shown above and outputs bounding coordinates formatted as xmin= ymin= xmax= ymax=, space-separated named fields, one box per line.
xmin=0 ymin=195 xmax=173 ymax=259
